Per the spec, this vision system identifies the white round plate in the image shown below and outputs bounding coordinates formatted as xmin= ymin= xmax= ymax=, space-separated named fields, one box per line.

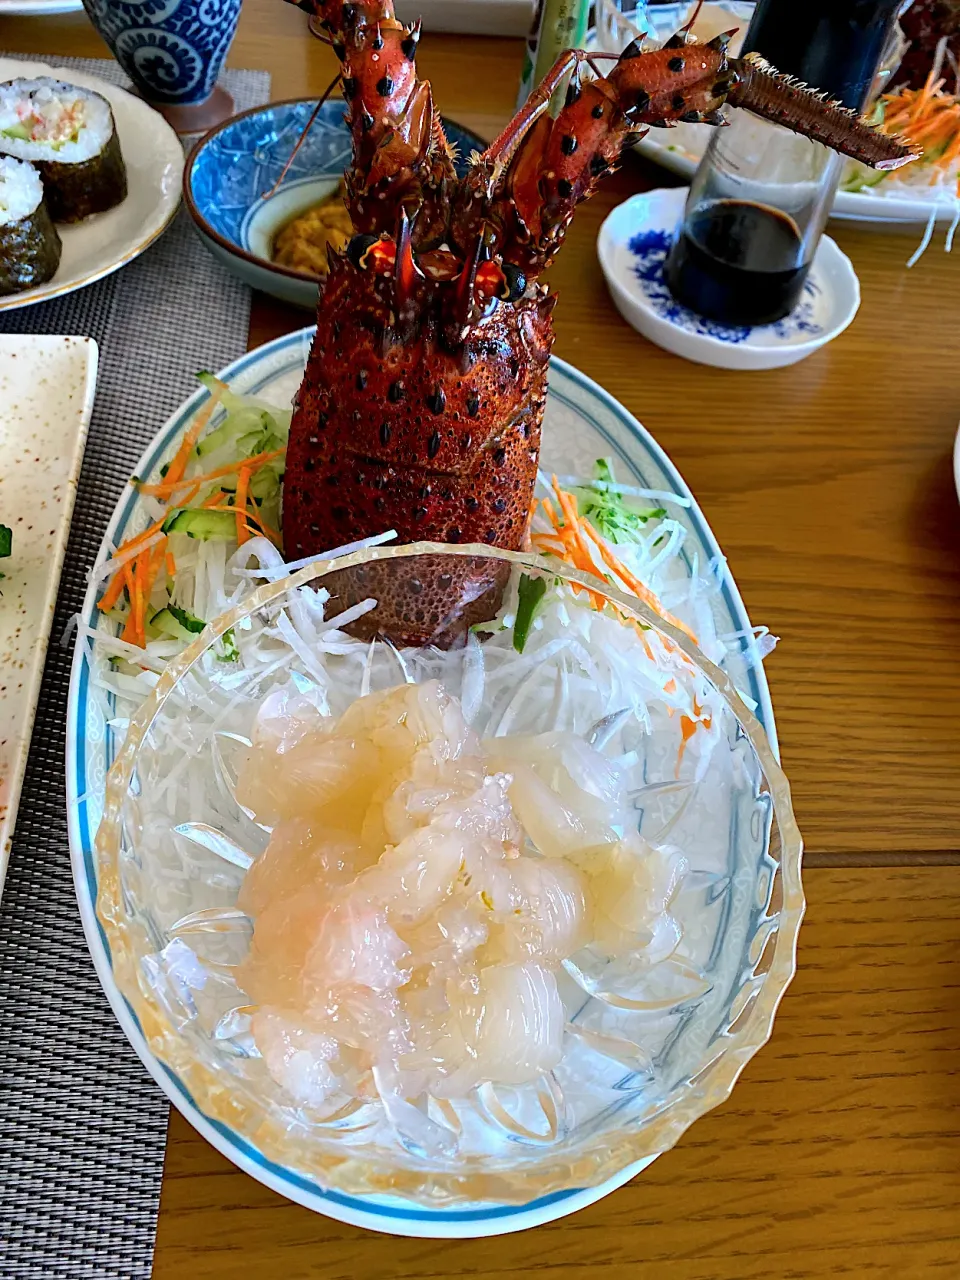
xmin=598 ymin=187 xmax=860 ymax=371
xmin=0 ymin=56 xmax=182 ymax=312
xmin=631 ymin=132 xmax=960 ymax=228
xmin=66 ymin=331 xmax=776 ymax=1237
xmin=0 ymin=0 xmax=82 ymax=11
xmin=953 ymin=419 xmax=960 ymax=503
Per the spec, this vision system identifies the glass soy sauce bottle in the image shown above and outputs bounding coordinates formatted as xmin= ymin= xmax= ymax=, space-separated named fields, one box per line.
xmin=665 ymin=0 xmax=906 ymax=327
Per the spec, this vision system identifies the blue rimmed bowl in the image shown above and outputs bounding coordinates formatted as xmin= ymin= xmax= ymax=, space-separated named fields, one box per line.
xmin=184 ymin=98 xmax=485 ymax=309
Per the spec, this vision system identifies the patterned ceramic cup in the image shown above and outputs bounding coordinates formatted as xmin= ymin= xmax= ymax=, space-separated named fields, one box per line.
xmin=82 ymin=0 xmax=241 ymax=132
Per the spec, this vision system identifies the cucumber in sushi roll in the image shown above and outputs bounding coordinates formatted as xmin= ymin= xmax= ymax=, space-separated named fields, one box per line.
xmin=0 ymin=78 xmax=127 ymax=223
xmin=0 ymin=155 xmax=61 ymax=295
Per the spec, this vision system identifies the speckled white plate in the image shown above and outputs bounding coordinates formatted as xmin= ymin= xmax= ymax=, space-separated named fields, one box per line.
xmin=0 ymin=335 xmax=97 ymax=896
xmin=0 ymin=0 xmax=83 ymax=12
xmin=0 ymin=57 xmax=182 ymax=313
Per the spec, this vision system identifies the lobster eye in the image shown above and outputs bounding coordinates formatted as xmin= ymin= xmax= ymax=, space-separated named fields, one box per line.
xmin=346 ymin=233 xmax=380 ymax=270
xmin=498 ymin=262 xmax=527 ymax=302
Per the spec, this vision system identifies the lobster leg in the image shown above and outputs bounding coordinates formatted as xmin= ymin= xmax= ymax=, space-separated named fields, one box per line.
xmin=464 ymin=34 xmax=919 ymax=284
xmin=726 ymin=53 xmax=919 ymax=171
xmin=288 ymin=0 xmax=456 ymax=246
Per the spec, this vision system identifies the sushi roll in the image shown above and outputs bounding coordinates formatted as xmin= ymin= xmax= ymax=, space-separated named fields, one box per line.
xmin=0 ymin=78 xmax=127 ymax=223
xmin=0 ymin=155 xmax=61 ymax=296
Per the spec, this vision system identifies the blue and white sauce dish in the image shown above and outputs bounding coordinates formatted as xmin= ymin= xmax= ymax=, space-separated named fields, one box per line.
xmin=185 ymin=99 xmax=484 ymax=309
xmin=597 ymin=188 xmax=861 ymax=371
xmin=82 ymin=0 xmax=240 ymax=130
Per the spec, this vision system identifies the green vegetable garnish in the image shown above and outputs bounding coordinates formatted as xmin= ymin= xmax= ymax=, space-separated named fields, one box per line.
xmin=168 ymin=603 xmax=204 ymax=634
xmin=580 ymin=459 xmax=664 ymax=544
xmin=218 ymin=628 xmax=240 ymax=663
xmin=0 ymin=525 xmax=11 ymax=558
xmin=512 ymin=573 xmax=547 ymax=653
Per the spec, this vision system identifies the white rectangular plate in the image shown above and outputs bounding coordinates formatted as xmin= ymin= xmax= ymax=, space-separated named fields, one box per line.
xmin=0 ymin=335 xmax=97 ymax=896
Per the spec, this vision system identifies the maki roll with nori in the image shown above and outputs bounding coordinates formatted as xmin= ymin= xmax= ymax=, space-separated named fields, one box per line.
xmin=0 ymin=155 xmax=61 ymax=295
xmin=0 ymin=78 xmax=127 ymax=223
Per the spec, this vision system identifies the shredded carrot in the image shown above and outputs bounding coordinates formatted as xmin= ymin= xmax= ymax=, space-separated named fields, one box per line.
xmin=875 ymin=68 xmax=960 ymax=178
xmin=677 ymin=699 xmax=713 ymax=773
xmin=97 ymin=564 xmax=127 ymax=613
xmin=136 ymin=449 xmax=284 ymax=499
xmin=234 ymin=466 xmax=252 ymax=546
xmin=580 ymin=518 xmax=699 ymax=646
xmin=141 ymin=537 xmax=167 ymax=616
xmin=107 ymin=516 xmax=168 ymax=563
xmin=165 ymin=549 xmax=176 ymax=578
xmin=546 ymin=475 xmax=699 ymax=646
xmin=161 ymin=385 xmax=224 ymax=489
xmin=120 ymin=558 xmax=143 ymax=647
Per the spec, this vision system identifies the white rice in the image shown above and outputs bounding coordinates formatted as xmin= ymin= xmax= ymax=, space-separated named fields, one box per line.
xmin=0 ymin=154 xmax=42 ymax=226
xmin=0 ymin=78 xmax=115 ymax=164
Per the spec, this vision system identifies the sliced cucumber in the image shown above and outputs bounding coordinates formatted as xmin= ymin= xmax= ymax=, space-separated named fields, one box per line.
xmin=2 ymin=122 xmax=31 ymax=141
xmin=162 ymin=509 xmax=237 ymax=540
xmin=151 ymin=604 xmax=205 ymax=643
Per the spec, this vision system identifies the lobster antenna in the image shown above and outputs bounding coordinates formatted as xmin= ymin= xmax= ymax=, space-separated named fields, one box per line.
xmin=264 ymin=70 xmax=343 ymax=199
xmin=680 ymin=0 xmax=705 ymax=37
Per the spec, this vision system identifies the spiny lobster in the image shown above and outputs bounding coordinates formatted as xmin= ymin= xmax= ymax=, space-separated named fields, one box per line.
xmin=283 ymin=0 xmax=915 ymax=642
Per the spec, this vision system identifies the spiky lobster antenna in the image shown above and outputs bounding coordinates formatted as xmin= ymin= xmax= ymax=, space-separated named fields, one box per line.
xmin=728 ymin=53 xmax=920 ymax=171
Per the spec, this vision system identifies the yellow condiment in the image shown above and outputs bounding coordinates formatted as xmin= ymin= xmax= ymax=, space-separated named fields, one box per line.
xmin=271 ymin=182 xmax=353 ymax=278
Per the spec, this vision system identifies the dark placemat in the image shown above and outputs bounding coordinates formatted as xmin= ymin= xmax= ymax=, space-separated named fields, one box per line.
xmin=0 ymin=58 xmax=270 ymax=1280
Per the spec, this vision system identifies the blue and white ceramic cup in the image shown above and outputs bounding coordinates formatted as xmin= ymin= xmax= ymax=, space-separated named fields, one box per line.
xmin=82 ymin=0 xmax=241 ymax=131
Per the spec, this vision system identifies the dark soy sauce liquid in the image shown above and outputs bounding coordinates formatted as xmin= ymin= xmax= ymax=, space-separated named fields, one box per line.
xmin=665 ymin=199 xmax=809 ymax=327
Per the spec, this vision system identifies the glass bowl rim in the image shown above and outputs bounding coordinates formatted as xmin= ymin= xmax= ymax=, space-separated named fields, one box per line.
xmin=95 ymin=540 xmax=804 ymax=1204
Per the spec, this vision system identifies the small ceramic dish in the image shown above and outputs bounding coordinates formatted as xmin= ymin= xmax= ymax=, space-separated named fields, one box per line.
xmin=598 ymin=188 xmax=861 ymax=371
xmin=184 ymin=99 xmax=485 ymax=309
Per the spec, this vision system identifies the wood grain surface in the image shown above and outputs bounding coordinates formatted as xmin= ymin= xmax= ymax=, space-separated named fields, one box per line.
xmin=3 ymin=4 xmax=960 ymax=1275
xmin=151 ymin=866 xmax=960 ymax=1280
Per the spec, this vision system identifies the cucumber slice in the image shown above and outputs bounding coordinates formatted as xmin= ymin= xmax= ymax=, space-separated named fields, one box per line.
xmin=162 ymin=509 xmax=237 ymax=540
xmin=151 ymin=604 xmax=205 ymax=643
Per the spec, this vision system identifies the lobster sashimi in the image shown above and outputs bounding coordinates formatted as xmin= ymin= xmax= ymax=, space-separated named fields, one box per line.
xmin=283 ymin=0 xmax=916 ymax=631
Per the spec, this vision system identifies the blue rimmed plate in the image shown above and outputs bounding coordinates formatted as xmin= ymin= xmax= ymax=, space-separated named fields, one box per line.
xmin=66 ymin=332 xmax=776 ymax=1236
xmin=184 ymin=99 xmax=485 ymax=309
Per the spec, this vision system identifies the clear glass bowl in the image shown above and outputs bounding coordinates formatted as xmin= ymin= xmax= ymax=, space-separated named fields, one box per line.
xmin=96 ymin=544 xmax=802 ymax=1205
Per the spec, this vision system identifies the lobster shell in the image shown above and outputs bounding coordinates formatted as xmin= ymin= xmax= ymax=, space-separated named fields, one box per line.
xmin=283 ymin=256 xmax=554 ymax=556
xmin=281 ymin=0 xmax=918 ymax=644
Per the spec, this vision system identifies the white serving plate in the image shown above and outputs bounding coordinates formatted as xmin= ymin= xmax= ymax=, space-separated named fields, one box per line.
xmin=66 ymin=330 xmax=776 ymax=1235
xmin=632 ymin=130 xmax=960 ymax=227
xmin=0 ymin=56 xmax=182 ymax=312
xmin=0 ymin=334 xmax=96 ymax=896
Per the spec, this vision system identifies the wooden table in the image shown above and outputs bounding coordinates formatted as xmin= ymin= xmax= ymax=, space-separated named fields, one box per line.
xmin=4 ymin=4 xmax=960 ymax=1276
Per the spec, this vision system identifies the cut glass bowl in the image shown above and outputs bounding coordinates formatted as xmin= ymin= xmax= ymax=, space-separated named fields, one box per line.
xmin=96 ymin=543 xmax=803 ymax=1205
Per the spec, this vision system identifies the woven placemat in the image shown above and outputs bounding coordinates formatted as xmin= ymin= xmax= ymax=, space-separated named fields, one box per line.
xmin=0 ymin=58 xmax=271 ymax=1280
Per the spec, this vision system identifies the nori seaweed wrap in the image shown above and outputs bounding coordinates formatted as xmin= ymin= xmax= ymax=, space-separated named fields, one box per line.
xmin=0 ymin=78 xmax=127 ymax=224
xmin=0 ymin=155 xmax=61 ymax=296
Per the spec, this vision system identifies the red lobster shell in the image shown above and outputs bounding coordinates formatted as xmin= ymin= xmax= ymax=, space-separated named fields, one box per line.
xmin=283 ymin=0 xmax=917 ymax=641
